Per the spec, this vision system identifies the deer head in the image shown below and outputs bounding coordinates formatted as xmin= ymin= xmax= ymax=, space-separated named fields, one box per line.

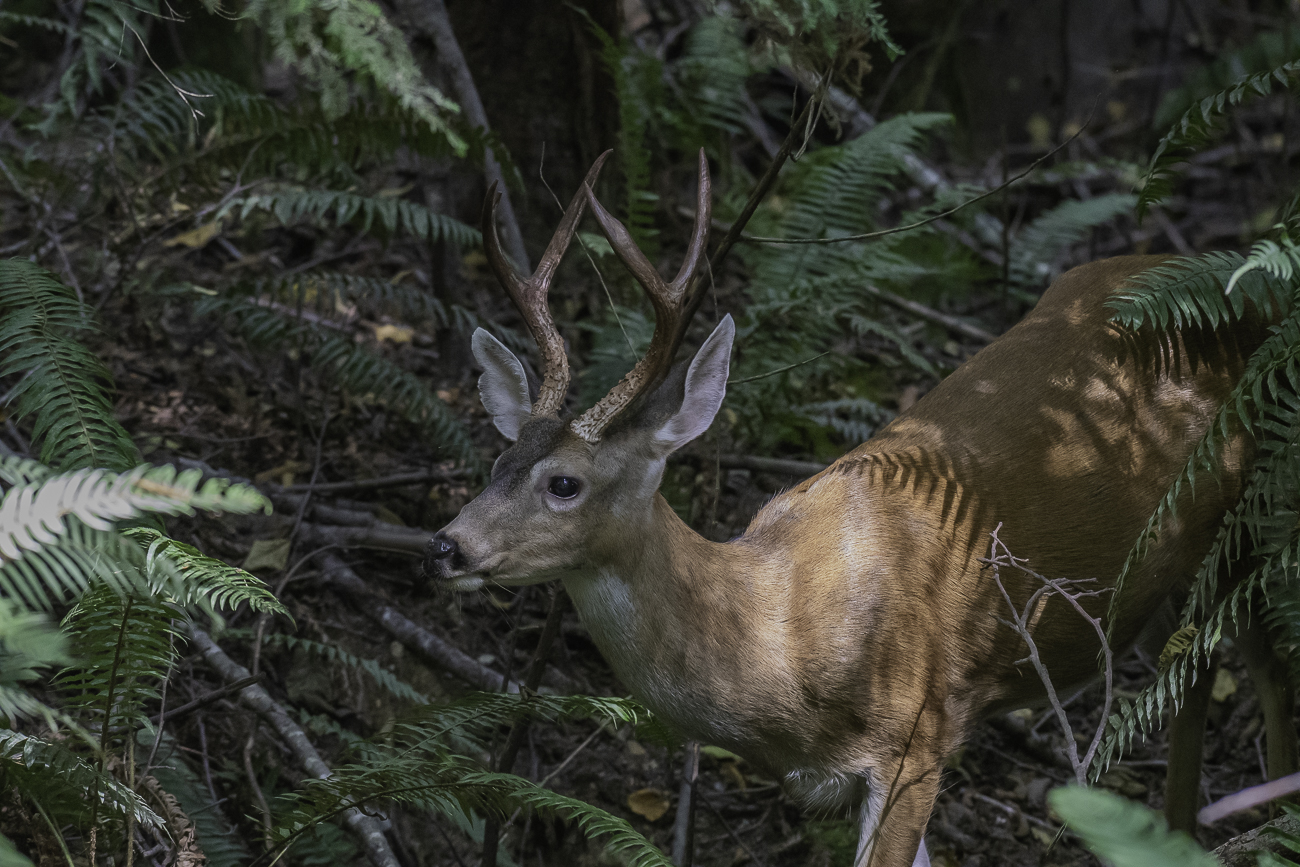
xmin=424 ymin=150 xmax=728 ymax=591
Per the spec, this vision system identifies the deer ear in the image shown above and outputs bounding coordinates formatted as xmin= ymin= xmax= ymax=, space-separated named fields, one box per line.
xmin=653 ymin=315 xmax=734 ymax=454
xmin=472 ymin=329 xmax=532 ymax=441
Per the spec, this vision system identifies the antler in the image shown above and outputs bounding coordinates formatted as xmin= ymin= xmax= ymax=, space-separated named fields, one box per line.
xmin=570 ymin=149 xmax=711 ymax=443
xmin=482 ymin=150 xmax=612 ymax=417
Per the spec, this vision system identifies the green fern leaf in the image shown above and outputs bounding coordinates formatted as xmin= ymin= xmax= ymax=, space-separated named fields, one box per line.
xmin=0 ymin=259 xmax=139 ymax=471
xmin=1049 ymin=786 xmax=1218 ymax=867
xmin=0 ymin=729 xmax=163 ymax=831
xmin=1138 ymin=58 xmax=1300 ymax=219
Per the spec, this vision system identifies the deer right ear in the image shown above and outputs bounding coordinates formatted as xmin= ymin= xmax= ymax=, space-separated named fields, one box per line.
xmin=472 ymin=329 xmax=532 ymax=441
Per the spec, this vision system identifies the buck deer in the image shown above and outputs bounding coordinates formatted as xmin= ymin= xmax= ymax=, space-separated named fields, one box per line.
xmin=424 ymin=150 xmax=1297 ymax=866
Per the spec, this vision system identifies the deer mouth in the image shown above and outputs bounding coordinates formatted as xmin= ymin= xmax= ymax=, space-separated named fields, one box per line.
xmin=447 ymin=574 xmax=486 ymax=592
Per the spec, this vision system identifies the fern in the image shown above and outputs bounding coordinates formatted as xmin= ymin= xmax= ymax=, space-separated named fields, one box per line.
xmin=244 ymin=272 xmax=448 ymax=327
xmin=144 ymin=733 xmax=251 ymax=867
xmin=241 ymin=0 xmax=463 ymax=149
xmin=221 ymin=188 xmax=479 ymax=247
xmin=1260 ymin=802 xmax=1300 ymax=866
xmin=1097 ymin=255 xmax=1300 ymax=771
xmin=0 ymin=729 xmax=163 ymax=831
xmin=56 ymin=586 xmax=184 ymax=750
xmin=0 ymin=259 xmax=139 ymax=472
xmin=580 ymin=11 xmax=662 ymax=254
xmin=1048 ymin=787 xmax=1218 ymax=867
xmin=1227 ymin=235 xmax=1300 ymax=294
xmin=122 ymin=528 xmax=286 ymax=616
xmin=1138 ymin=58 xmax=1300 ymax=219
xmin=194 ymin=293 xmax=478 ymax=465
xmin=672 ymin=17 xmax=755 ymax=142
xmin=725 ymin=0 xmax=901 ymax=70
xmin=1107 ymin=252 xmax=1293 ymax=334
xmin=1153 ymin=24 xmax=1300 ymax=131
xmin=252 ymin=632 xmax=428 ymax=705
xmin=0 ymin=459 xmax=272 ymax=612
xmin=1007 ymin=193 xmax=1136 ymax=289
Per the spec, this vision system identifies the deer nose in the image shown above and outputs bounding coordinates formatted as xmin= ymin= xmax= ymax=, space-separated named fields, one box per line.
xmin=428 ymin=532 xmax=458 ymax=560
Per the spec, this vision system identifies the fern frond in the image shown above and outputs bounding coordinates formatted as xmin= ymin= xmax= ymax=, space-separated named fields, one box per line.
xmin=241 ymin=0 xmax=463 ymax=150
xmin=795 ymin=397 xmax=894 ymax=443
xmin=0 ymin=459 xmax=270 ymax=611
xmin=1105 ymin=300 xmax=1300 ymax=635
xmin=57 ymin=586 xmax=183 ymax=746
xmin=1227 ymin=236 xmax=1300 ymax=294
xmin=1153 ymin=24 xmax=1300 ymax=131
xmin=220 ymin=188 xmax=479 ymax=247
xmin=195 ymin=296 xmax=478 ymax=464
xmin=1138 ymin=58 xmax=1300 ymax=218
xmin=122 ymin=528 xmax=285 ymax=616
xmin=673 ymin=17 xmax=754 ymax=138
xmin=390 ymin=692 xmax=652 ymax=752
xmin=253 ymin=632 xmax=427 ymax=704
xmin=1007 ymin=193 xmax=1135 ymax=289
xmin=273 ymin=760 xmax=672 ymax=867
xmin=581 ymin=11 xmax=663 ymax=254
xmin=0 ymin=460 xmax=270 ymax=563
xmin=145 ymin=731 xmax=250 ymax=867
xmin=245 ymin=272 xmax=447 ymax=326
xmin=1107 ymin=252 xmax=1293 ymax=333
xmin=0 ymin=729 xmax=163 ymax=831
xmin=0 ymin=259 xmax=139 ymax=471
xmin=0 ymin=11 xmax=74 ymax=34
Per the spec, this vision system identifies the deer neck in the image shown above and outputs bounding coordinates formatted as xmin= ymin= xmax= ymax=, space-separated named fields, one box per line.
xmin=561 ymin=494 xmax=800 ymax=757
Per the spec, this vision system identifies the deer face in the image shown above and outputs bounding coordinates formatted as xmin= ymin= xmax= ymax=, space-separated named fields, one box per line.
xmin=423 ymin=149 xmax=719 ymax=594
xmin=424 ymin=316 xmax=734 ymax=590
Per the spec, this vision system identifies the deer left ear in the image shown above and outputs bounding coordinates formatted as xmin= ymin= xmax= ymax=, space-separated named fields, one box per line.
xmin=652 ymin=315 xmax=734 ymax=454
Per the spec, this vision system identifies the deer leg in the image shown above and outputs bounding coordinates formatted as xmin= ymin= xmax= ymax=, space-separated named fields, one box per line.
xmin=1165 ymin=655 xmax=1216 ymax=833
xmin=1234 ymin=618 xmax=1298 ymax=782
xmin=854 ymin=755 xmax=941 ymax=867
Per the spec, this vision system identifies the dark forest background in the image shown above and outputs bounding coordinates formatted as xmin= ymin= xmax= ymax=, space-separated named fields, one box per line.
xmin=2 ymin=1 xmax=1300 ymax=865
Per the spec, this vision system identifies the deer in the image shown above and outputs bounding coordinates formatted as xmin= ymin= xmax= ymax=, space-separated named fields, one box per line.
xmin=423 ymin=150 xmax=1298 ymax=866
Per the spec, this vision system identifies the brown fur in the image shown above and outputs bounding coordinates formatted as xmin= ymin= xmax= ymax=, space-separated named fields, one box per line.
xmin=432 ymin=256 xmax=1273 ymax=866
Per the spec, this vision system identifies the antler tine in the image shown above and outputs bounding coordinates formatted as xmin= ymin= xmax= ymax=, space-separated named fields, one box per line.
xmin=570 ymin=150 xmax=711 ymax=444
xmin=481 ymin=151 xmax=612 ymax=417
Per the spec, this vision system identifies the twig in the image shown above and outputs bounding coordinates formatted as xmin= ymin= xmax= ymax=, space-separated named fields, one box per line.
xmin=671 ymin=742 xmax=700 ymax=867
xmin=863 ymin=283 xmax=998 ymax=344
xmin=149 ymin=675 xmax=260 ymax=724
xmin=698 ymin=791 xmax=766 ymax=867
xmin=984 ymin=523 xmax=1114 ymax=786
xmin=1199 ymin=770 xmax=1300 ymax=825
xmin=396 ymin=0 xmax=529 ymax=271
xmin=187 ymin=626 xmax=401 ymax=867
xmin=676 ymin=91 xmax=822 ymax=362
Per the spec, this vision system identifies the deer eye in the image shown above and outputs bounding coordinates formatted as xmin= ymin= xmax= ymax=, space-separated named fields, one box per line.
xmin=547 ymin=476 xmax=581 ymax=499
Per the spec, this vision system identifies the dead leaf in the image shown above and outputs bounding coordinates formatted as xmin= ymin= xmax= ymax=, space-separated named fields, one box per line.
xmin=243 ymin=538 xmax=290 ymax=572
xmin=371 ymin=323 xmax=414 ymax=344
xmin=627 ymin=788 xmax=671 ymax=822
xmin=164 ymin=222 xmax=221 ymax=249
xmin=720 ymin=761 xmax=747 ymax=791
xmin=1212 ymin=667 xmax=1238 ymax=703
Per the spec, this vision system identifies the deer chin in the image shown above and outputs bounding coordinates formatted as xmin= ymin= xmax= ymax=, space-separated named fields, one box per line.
xmin=448 ymin=574 xmax=486 ymax=592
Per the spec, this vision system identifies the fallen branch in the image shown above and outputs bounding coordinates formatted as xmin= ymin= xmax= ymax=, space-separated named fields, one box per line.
xmin=864 ymin=283 xmax=998 ymax=345
xmin=151 ymin=675 xmax=260 ymax=725
xmin=276 ymin=468 xmax=468 ymax=495
xmin=1200 ymin=770 xmax=1300 ymax=825
xmin=298 ymin=522 xmax=431 ymax=555
xmin=187 ymin=626 xmax=400 ymax=867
